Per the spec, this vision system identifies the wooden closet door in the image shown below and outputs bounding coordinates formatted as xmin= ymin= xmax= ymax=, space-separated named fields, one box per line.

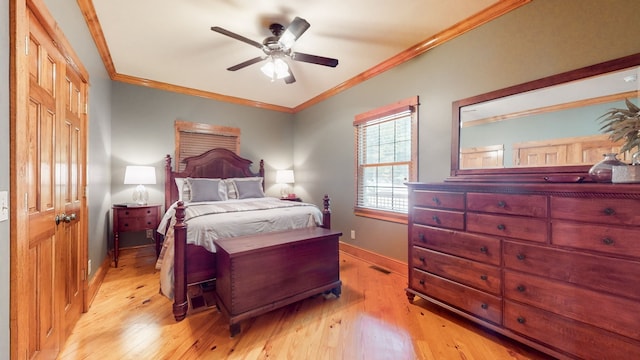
xmin=24 ymin=10 xmax=65 ymax=358
xmin=60 ymin=64 xmax=86 ymax=338
xmin=13 ymin=8 xmax=88 ymax=359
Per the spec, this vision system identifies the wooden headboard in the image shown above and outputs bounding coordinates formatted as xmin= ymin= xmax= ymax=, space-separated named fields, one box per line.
xmin=164 ymin=148 xmax=265 ymax=210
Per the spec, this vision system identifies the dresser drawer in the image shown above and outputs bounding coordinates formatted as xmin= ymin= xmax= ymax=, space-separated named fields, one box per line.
xmin=503 ymin=241 xmax=640 ymax=300
xmin=413 ymin=247 xmax=501 ymax=295
xmin=413 ymin=208 xmax=464 ymax=230
xmin=504 ymin=270 xmax=640 ymax=340
xmin=467 ymin=193 xmax=547 ymax=217
xmin=467 ymin=213 xmax=547 ymax=243
xmin=411 ymin=225 xmax=501 ymax=265
xmin=550 ymin=196 xmax=640 ymax=226
xmin=505 ymin=300 xmax=640 ymax=360
xmin=116 ymin=207 xmax=159 ymax=232
xmin=412 ymin=190 xmax=464 ymax=210
xmin=552 ymin=220 xmax=640 ymax=258
xmin=411 ymin=269 xmax=502 ymax=325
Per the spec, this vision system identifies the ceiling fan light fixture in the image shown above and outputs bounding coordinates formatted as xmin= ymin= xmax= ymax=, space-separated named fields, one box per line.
xmin=260 ymin=57 xmax=290 ymax=81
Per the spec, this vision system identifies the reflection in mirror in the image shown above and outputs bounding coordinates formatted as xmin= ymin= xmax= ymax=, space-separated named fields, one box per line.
xmin=452 ymin=53 xmax=640 ymax=180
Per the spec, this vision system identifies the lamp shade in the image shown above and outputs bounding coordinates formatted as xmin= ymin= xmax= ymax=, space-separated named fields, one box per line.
xmin=276 ymin=169 xmax=295 ymax=184
xmin=124 ymin=166 xmax=156 ymax=185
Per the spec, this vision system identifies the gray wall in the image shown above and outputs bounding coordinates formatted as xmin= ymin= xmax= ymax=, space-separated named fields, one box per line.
xmin=1 ymin=0 xmax=10 ymax=355
xmin=293 ymin=0 xmax=640 ymax=262
xmin=110 ymin=82 xmax=295 ymax=207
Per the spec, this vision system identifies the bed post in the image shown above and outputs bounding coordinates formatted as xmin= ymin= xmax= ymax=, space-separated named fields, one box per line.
xmin=165 ymin=154 xmax=173 ymax=211
xmin=173 ymin=201 xmax=188 ymax=321
xmin=322 ymin=194 xmax=331 ymax=229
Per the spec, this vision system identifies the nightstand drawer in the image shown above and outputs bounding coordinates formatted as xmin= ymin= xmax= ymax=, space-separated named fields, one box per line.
xmin=112 ymin=204 xmax=162 ymax=267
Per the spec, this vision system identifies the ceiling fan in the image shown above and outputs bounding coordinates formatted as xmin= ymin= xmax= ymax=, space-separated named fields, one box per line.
xmin=211 ymin=17 xmax=339 ymax=84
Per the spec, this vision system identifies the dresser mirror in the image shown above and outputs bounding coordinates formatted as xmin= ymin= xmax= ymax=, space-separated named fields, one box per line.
xmin=450 ymin=52 xmax=640 ymax=182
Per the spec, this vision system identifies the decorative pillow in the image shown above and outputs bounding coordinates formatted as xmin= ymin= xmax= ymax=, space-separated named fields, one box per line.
xmin=231 ymin=177 xmax=265 ymax=199
xmin=186 ymin=178 xmax=227 ymax=202
xmin=222 ymin=179 xmax=237 ymax=199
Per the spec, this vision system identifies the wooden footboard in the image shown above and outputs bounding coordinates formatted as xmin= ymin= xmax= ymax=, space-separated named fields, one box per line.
xmin=172 ymin=195 xmax=333 ymax=321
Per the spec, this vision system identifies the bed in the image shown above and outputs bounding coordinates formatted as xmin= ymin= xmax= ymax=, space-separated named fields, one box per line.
xmin=158 ymin=148 xmax=332 ymax=321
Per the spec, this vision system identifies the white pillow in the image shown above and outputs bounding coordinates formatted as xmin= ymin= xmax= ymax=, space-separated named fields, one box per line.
xmin=174 ymin=177 xmax=189 ymax=201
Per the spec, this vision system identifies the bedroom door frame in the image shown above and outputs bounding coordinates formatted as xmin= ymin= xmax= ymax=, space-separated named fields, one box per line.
xmin=10 ymin=0 xmax=89 ymax=358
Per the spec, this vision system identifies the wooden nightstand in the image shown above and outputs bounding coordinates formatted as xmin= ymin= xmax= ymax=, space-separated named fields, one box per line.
xmin=112 ymin=204 xmax=161 ymax=267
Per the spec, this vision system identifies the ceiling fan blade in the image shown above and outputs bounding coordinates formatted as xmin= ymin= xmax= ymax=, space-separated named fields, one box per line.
xmin=279 ymin=17 xmax=310 ymax=50
xmin=211 ymin=26 xmax=263 ymax=49
xmin=284 ymin=70 xmax=296 ymax=84
xmin=291 ymin=52 xmax=339 ymax=67
xmin=227 ymin=56 xmax=266 ymax=71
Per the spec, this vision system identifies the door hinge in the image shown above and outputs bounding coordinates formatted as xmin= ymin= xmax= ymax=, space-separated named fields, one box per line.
xmin=84 ymin=103 xmax=88 ymax=114
xmin=25 ymin=35 xmax=28 ymax=55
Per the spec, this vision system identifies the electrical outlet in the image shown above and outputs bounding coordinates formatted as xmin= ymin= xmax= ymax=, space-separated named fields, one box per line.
xmin=350 ymin=230 xmax=356 ymax=240
xmin=146 ymin=229 xmax=153 ymax=239
xmin=0 ymin=191 xmax=7 ymax=222
xmin=87 ymin=259 xmax=92 ymax=276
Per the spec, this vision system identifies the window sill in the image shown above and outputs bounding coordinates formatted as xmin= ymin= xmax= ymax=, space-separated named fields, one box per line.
xmin=354 ymin=208 xmax=408 ymax=224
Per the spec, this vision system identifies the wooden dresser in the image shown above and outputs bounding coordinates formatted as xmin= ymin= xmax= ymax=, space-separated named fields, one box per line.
xmin=406 ymin=182 xmax=640 ymax=359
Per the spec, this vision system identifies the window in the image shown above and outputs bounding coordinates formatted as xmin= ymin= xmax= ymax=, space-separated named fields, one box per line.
xmin=174 ymin=120 xmax=240 ymax=171
xmin=354 ymin=96 xmax=418 ymax=223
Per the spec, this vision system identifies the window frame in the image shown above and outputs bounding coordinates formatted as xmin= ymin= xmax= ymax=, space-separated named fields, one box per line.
xmin=353 ymin=96 xmax=419 ymax=223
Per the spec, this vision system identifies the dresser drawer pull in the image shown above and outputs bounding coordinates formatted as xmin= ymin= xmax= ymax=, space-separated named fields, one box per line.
xmin=418 ymin=233 xmax=425 ymax=242
xmin=431 ymin=215 xmax=441 ymax=224
xmin=517 ymin=316 xmax=526 ymax=324
xmin=516 ymin=253 xmax=526 ymax=261
xmin=516 ymin=285 xmax=526 ymax=292
xmin=479 ymin=246 xmax=488 ymax=253
xmin=432 ymin=197 xmax=441 ymax=205
xmin=480 ymin=275 xmax=488 ymax=281
xmin=418 ymin=256 xmax=426 ymax=263
xmin=147 ymin=221 xmax=152 ymax=225
xmin=497 ymin=200 xmax=506 ymax=208
xmin=481 ymin=303 xmax=488 ymax=310
xmin=123 ymin=223 xmax=129 ymax=227
xmin=497 ymin=224 xmax=506 ymax=231
xmin=419 ymin=279 xmax=425 ymax=285
xmin=602 ymin=237 xmax=614 ymax=245
xmin=147 ymin=210 xmax=151 ymax=214
xmin=603 ymin=207 xmax=615 ymax=216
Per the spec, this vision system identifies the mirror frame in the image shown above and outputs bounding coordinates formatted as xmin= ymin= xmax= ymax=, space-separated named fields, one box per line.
xmin=449 ymin=52 xmax=640 ymax=183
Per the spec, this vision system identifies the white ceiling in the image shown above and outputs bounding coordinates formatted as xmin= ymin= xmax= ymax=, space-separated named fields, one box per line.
xmin=91 ymin=0 xmax=501 ymax=109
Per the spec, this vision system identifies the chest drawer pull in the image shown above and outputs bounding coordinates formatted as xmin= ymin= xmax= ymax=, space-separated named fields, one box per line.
xmin=516 ymin=285 xmax=526 ymax=292
xmin=432 ymin=215 xmax=441 ymax=224
xmin=418 ymin=256 xmax=426 ymax=263
xmin=480 ymin=275 xmax=488 ymax=280
xmin=497 ymin=224 xmax=506 ymax=230
xmin=497 ymin=200 xmax=506 ymax=208
xmin=432 ymin=197 xmax=441 ymax=205
xmin=603 ymin=207 xmax=615 ymax=216
xmin=602 ymin=237 xmax=614 ymax=245
xmin=516 ymin=253 xmax=526 ymax=261
xmin=517 ymin=316 xmax=526 ymax=324
xmin=480 ymin=246 xmax=488 ymax=253
xmin=419 ymin=279 xmax=425 ymax=285
xmin=481 ymin=303 xmax=488 ymax=309
xmin=418 ymin=233 xmax=425 ymax=242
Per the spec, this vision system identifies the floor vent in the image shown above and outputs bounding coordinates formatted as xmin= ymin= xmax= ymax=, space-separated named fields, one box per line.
xmin=369 ymin=265 xmax=391 ymax=275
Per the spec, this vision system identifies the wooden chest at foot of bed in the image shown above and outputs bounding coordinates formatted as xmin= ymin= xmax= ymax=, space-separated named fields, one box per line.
xmin=214 ymin=227 xmax=342 ymax=337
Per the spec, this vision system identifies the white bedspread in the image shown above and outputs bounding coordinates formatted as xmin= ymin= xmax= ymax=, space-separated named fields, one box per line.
xmin=156 ymin=197 xmax=323 ymax=299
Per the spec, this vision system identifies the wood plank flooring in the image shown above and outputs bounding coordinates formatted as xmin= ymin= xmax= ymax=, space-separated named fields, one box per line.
xmin=58 ymin=246 xmax=553 ymax=360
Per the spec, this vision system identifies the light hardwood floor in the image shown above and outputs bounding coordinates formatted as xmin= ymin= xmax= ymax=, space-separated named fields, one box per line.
xmin=58 ymin=246 xmax=552 ymax=360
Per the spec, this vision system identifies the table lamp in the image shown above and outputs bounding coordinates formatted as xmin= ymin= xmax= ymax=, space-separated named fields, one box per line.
xmin=124 ymin=165 xmax=156 ymax=205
